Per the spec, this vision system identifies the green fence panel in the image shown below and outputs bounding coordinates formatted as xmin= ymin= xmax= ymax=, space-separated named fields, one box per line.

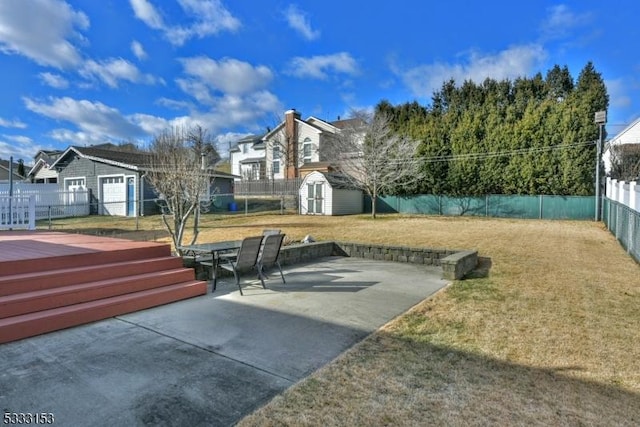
xmin=541 ymin=195 xmax=595 ymax=220
xmin=487 ymin=195 xmax=540 ymax=218
xmin=439 ymin=196 xmax=486 ymax=216
xmin=364 ymin=193 xmax=597 ymax=221
xmin=363 ymin=195 xmax=398 ymax=213
xmin=398 ymin=195 xmax=441 ymax=215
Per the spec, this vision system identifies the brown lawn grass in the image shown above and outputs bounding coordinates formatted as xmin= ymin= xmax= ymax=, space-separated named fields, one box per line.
xmin=47 ymin=213 xmax=640 ymax=425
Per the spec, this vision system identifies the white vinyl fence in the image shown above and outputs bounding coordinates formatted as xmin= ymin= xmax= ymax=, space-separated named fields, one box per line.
xmin=0 ymin=183 xmax=90 ymax=221
xmin=0 ymin=195 xmax=35 ymax=230
xmin=606 ymin=178 xmax=639 ymax=213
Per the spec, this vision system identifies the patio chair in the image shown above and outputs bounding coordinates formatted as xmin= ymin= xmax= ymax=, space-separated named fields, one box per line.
xmin=262 ymin=229 xmax=281 ymax=236
xmin=257 ymin=233 xmax=286 ymax=284
xmin=218 ymin=235 xmax=265 ymax=295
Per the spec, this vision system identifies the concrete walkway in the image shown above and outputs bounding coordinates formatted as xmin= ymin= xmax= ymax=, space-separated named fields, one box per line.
xmin=0 ymin=256 xmax=448 ymax=426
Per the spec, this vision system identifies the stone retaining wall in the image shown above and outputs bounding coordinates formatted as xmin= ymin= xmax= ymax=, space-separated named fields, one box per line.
xmin=185 ymin=240 xmax=478 ymax=281
xmin=332 ymin=242 xmax=459 ymax=266
xmin=440 ymin=250 xmax=479 ymax=280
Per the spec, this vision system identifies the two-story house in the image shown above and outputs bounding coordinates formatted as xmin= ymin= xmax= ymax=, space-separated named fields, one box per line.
xmin=229 ymin=134 xmax=266 ymax=180
xmin=229 ymin=109 xmax=366 ymax=182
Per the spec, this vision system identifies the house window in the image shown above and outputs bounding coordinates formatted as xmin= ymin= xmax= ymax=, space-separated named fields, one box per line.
xmin=242 ymin=144 xmax=248 ymax=154
xmin=303 ymin=138 xmax=313 ymax=163
xmin=272 ymin=145 xmax=280 ymax=175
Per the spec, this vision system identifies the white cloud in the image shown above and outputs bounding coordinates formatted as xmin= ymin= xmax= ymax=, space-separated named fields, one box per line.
xmin=24 ymin=96 xmax=144 ymax=141
xmin=172 ymin=56 xmax=280 ymax=133
xmin=129 ymin=0 xmax=164 ymax=29
xmin=0 ymin=118 xmax=27 ymax=129
xmin=130 ymin=0 xmax=240 ymax=46
xmin=196 ymin=91 xmax=282 ymax=131
xmin=80 ymin=58 xmax=160 ymax=88
xmin=131 ymin=40 xmax=148 ymax=60
xmin=0 ymin=138 xmax=42 ymax=162
xmin=0 ymin=0 xmax=89 ymax=69
xmin=179 ymin=57 xmax=273 ymax=96
xmin=2 ymin=134 xmax=33 ymax=145
xmin=39 ymin=72 xmax=70 ymax=89
xmin=49 ymin=128 xmax=106 ymax=145
xmin=284 ymin=5 xmax=320 ymax=41
xmin=288 ymin=52 xmax=359 ymax=80
xmin=395 ymin=44 xmax=548 ymax=98
xmin=540 ymin=4 xmax=592 ymax=41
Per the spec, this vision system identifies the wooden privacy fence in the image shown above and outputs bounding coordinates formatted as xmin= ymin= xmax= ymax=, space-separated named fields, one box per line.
xmin=234 ymin=178 xmax=302 ymax=196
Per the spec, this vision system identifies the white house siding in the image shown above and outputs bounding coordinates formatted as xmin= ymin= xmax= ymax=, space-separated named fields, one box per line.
xmin=266 ymin=120 xmax=324 ymax=179
xmin=297 ymin=123 xmax=321 ymax=164
xmin=603 ymin=117 xmax=640 ymax=174
xmin=32 ymin=165 xmax=58 ymax=183
xmin=230 ymin=143 xmax=264 ymax=180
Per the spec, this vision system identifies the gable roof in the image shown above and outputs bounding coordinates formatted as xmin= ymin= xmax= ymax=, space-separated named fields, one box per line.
xmin=0 ymin=159 xmax=29 ymax=178
xmin=50 ymin=145 xmax=153 ymax=171
xmin=263 ymin=116 xmax=328 ymax=142
xmin=302 ymin=170 xmax=361 ymax=190
xmin=229 ymin=134 xmax=266 ymax=152
xmin=27 ymin=158 xmax=49 ymax=178
xmin=330 ymin=117 xmax=367 ymax=130
xmin=50 ymin=145 xmax=240 ymax=179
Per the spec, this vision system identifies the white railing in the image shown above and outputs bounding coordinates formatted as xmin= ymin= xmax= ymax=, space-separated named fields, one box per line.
xmin=606 ymin=178 xmax=639 ymax=213
xmin=0 ymin=185 xmax=90 ymax=221
xmin=0 ymin=195 xmax=36 ymax=230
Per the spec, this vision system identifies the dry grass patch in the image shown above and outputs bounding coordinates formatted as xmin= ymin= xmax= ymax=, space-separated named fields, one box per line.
xmin=49 ymin=214 xmax=640 ymax=425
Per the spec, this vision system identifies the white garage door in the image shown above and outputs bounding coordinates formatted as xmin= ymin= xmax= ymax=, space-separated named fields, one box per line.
xmin=100 ymin=176 xmax=126 ymax=216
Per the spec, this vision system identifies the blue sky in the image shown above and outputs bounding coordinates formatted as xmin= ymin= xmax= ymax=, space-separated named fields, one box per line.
xmin=1 ymin=0 xmax=639 ymax=164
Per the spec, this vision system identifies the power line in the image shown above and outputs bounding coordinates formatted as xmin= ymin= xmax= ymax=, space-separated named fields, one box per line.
xmin=365 ymin=140 xmax=596 ymax=166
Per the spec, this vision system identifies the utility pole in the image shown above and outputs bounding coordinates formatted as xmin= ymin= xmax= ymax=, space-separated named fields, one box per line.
xmin=594 ymin=111 xmax=607 ymax=221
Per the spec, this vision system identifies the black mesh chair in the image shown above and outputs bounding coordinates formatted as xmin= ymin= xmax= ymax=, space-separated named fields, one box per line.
xmin=218 ymin=236 xmax=265 ymax=295
xmin=257 ymin=233 xmax=286 ymax=284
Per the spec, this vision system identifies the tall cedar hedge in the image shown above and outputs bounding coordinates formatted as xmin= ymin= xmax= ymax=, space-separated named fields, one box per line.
xmin=377 ymin=62 xmax=609 ymax=196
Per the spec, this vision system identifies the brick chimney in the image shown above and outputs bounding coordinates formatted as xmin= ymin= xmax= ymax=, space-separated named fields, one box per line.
xmin=284 ymin=109 xmax=300 ymax=178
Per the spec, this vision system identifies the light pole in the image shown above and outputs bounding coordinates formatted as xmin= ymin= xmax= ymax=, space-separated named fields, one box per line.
xmin=594 ymin=110 xmax=607 ymax=221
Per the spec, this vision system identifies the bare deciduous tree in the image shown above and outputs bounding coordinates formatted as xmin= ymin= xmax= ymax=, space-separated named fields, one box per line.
xmin=145 ymin=126 xmax=219 ymax=254
xmin=323 ymin=112 xmax=424 ymax=218
xmin=609 ymin=144 xmax=640 ymax=181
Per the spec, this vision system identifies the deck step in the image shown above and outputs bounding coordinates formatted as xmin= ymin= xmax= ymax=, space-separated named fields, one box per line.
xmin=0 ymin=268 xmax=197 ymax=319
xmin=0 ymin=256 xmax=186 ymax=297
xmin=0 ymin=281 xmax=207 ymax=344
xmin=3 ymin=244 xmax=172 ymax=276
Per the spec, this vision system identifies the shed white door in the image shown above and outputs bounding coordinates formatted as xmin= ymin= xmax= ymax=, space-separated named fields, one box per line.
xmin=100 ymin=176 xmax=126 ymax=216
xmin=307 ymin=183 xmax=324 ymax=214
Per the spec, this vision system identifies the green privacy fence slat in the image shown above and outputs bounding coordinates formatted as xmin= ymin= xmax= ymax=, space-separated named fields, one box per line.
xmin=364 ymin=194 xmax=596 ymax=220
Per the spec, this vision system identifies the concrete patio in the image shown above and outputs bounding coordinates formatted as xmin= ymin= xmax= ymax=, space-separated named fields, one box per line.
xmin=0 ymin=256 xmax=448 ymax=426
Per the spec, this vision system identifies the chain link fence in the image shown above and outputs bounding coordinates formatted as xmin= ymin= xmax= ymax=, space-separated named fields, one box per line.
xmin=603 ymin=198 xmax=640 ymax=263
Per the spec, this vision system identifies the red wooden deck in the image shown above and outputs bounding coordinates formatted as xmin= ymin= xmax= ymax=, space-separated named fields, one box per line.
xmin=0 ymin=231 xmax=207 ymax=343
